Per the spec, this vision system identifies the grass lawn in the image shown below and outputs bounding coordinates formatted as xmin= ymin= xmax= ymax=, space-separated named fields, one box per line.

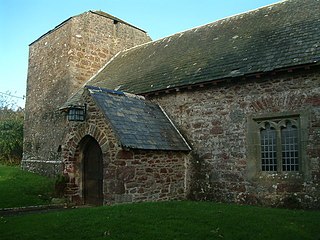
xmin=1 ymin=201 xmax=320 ymax=240
xmin=0 ymin=165 xmax=56 ymax=208
xmin=0 ymin=165 xmax=319 ymax=239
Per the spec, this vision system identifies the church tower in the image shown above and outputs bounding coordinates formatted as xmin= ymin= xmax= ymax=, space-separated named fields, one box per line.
xmin=22 ymin=11 xmax=151 ymax=175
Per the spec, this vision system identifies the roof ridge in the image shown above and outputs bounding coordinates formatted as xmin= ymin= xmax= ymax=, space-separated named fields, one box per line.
xmin=30 ymin=10 xmax=149 ymax=46
xmin=89 ymin=10 xmax=148 ymax=33
xmin=85 ymin=85 xmax=125 ymax=96
xmin=86 ymin=85 xmax=146 ymax=100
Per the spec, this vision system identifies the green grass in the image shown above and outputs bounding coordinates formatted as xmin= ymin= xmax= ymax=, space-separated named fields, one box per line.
xmin=0 ymin=165 xmax=319 ymax=239
xmin=0 ymin=165 xmax=56 ymax=208
xmin=1 ymin=201 xmax=320 ymax=240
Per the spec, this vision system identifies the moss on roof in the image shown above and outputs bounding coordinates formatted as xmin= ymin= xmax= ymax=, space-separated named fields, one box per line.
xmin=88 ymin=0 xmax=320 ymax=94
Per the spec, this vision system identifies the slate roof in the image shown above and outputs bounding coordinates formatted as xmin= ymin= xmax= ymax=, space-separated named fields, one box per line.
xmin=87 ymin=0 xmax=320 ymax=94
xmin=86 ymin=86 xmax=191 ymax=151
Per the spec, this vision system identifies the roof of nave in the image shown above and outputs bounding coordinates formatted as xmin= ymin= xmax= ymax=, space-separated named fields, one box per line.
xmin=87 ymin=0 xmax=320 ymax=94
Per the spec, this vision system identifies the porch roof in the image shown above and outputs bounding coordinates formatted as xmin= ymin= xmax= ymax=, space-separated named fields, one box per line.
xmin=86 ymin=86 xmax=191 ymax=151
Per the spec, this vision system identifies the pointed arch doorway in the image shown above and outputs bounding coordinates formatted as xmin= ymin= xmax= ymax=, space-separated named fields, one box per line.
xmin=80 ymin=135 xmax=103 ymax=206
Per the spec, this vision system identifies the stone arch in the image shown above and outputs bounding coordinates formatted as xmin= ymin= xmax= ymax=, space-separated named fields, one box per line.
xmin=62 ymin=123 xmax=110 ymax=204
xmin=248 ymin=90 xmax=308 ymax=113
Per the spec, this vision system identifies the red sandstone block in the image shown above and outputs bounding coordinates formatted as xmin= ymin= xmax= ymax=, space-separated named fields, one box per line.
xmin=306 ymin=96 xmax=320 ymax=106
xmin=193 ymin=122 xmax=203 ymax=129
xmin=137 ymin=175 xmax=148 ymax=181
xmin=145 ymin=168 xmax=153 ymax=173
xmin=116 ymin=167 xmax=135 ymax=181
xmin=117 ymin=150 xmax=134 ymax=159
xmin=131 ymin=160 xmax=141 ymax=165
xmin=114 ymin=160 xmax=126 ymax=166
xmin=105 ymin=168 xmax=116 ymax=179
xmin=160 ymin=168 xmax=168 ymax=173
xmin=277 ymin=183 xmax=304 ymax=193
xmin=210 ymin=127 xmax=223 ymax=134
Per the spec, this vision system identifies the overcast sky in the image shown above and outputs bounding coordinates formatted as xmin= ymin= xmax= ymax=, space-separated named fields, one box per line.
xmin=0 ymin=0 xmax=280 ymax=108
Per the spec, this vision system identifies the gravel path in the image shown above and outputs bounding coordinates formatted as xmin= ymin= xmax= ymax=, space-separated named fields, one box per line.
xmin=0 ymin=204 xmax=70 ymax=217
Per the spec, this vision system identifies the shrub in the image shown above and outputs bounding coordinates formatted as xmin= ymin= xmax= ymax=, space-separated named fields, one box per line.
xmin=0 ymin=95 xmax=24 ymax=165
xmin=54 ymin=174 xmax=68 ymax=198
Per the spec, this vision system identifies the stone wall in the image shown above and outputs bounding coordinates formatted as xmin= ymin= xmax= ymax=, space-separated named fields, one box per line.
xmin=62 ymin=89 xmax=187 ymax=204
xmin=150 ymin=67 xmax=320 ymax=209
xmin=105 ymin=149 xmax=187 ymax=203
xmin=23 ymin=20 xmax=71 ymax=177
xmin=68 ymin=12 xmax=152 ymax=91
xmin=22 ymin=11 xmax=151 ymax=176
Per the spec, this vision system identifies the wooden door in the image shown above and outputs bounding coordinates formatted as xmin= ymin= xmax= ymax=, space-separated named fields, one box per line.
xmin=83 ymin=138 xmax=103 ymax=205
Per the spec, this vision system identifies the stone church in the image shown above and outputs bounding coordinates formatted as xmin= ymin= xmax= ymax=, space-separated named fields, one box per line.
xmin=22 ymin=0 xmax=320 ymax=208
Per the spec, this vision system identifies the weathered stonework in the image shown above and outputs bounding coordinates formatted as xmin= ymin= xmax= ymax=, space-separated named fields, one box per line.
xmin=62 ymin=90 xmax=188 ymax=204
xmin=22 ymin=6 xmax=320 ymax=209
xmin=22 ymin=11 xmax=151 ymax=176
xmin=150 ymin=67 xmax=320 ymax=209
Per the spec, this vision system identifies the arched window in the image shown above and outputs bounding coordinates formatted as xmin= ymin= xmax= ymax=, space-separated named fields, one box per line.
xmin=248 ymin=112 xmax=308 ymax=179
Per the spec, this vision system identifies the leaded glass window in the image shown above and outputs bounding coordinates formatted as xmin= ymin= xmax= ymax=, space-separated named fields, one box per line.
xmin=281 ymin=122 xmax=299 ymax=171
xmin=260 ymin=123 xmax=277 ymax=171
xmin=258 ymin=119 xmax=300 ymax=172
xmin=248 ymin=112 xmax=307 ymax=179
